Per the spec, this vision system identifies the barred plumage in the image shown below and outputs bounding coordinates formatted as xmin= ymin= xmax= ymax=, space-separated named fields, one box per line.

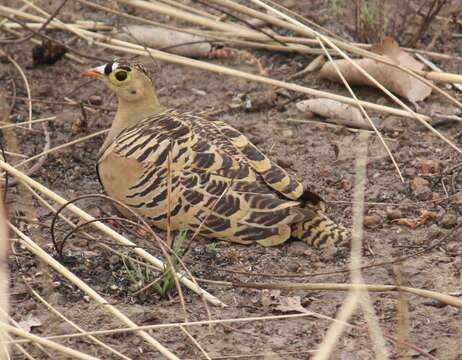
xmin=82 ymin=61 xmax=350 ymax=248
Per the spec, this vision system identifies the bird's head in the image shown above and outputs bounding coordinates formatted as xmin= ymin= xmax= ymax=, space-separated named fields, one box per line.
xmin=81 ymin=60 xmax=154 ymax=103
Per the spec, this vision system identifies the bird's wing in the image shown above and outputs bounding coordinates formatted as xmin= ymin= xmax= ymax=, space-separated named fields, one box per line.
xmin=99 ymin=109 xmax=313 ymax=245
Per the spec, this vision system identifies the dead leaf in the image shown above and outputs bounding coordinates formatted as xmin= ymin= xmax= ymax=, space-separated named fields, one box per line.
xmin=275 ymin=296 xmax=308 ymax=313
xmin=261 ymin=289 xmax=281 ymax=307
xmin=392 ymin=210 xmax=438 ymax=228
xmin=320 ymin=37 xmax=432 ymax=102
xmin=114 ymin=25 xmax=212 ymax=57
xmin=296 ymin=98 xmax=374 ymax=129
xmin=305 ymin=54 xmax=326 ymax=73
xmin=18 ymin=315 xmax=42 ymax=332
xmin=416 ymin=159 xmax=442 ymax=174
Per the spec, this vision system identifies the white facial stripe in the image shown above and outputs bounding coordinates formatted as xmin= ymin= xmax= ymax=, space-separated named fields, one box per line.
xmin=94 ymin=65 xmax=106 ymax=74
xmin=94 ymin=62 xmax=119 ymax=75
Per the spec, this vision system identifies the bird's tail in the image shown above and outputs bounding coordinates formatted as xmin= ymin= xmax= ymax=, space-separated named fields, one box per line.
xmin=291 ymin=211 xmax=350 ymax=248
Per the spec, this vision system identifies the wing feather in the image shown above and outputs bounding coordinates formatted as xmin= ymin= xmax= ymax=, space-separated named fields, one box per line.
xmin=98 ymin=109 xmax=308 ymax=245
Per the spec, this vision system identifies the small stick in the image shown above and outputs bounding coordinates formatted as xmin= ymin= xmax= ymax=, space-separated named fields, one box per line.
xmin=11 ymin=224 xmax=181 ymax=359
xmin=2 ymin=52 xmax=32 ymax=129
xmin=180 ymin=326 xmax=212 ymax=360
xmin=1 ymin=323 xmax=99 ymax=360
xmin=0 ymin=116 xmax=56 ymax=130
xmin=2 ymin=123 xmax=50 ymax=187
xmin=415 ymin=53 xmax=462 ymax=92
xmin=25 ymin=281 xmax=131 ymax=360
xmin=14 ymin=129 xmax=107 ymax=169
xmin=0 ymin=195 xmax=9 ymax=358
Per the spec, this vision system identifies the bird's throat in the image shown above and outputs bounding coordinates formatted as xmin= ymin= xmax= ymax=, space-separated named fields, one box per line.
xmin=99 ymin=94 xmax=165 ymax=157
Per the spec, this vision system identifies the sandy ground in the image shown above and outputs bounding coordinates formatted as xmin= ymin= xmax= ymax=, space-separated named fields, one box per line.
xmin=3 ymin=1 xmax=462 ymax=359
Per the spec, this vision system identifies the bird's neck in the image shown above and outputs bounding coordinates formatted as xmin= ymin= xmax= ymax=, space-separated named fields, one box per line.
xmin=99 ymin=90 xmax=165 ymax=156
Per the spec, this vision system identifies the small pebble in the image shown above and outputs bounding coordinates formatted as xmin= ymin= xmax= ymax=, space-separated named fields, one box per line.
xmin=282 ymin=129 xmax=293 ymax=137
xmin=55 ymin=322 xmax=75 ymax=335
xmin=22 ymin=300 xmax=37 ymax=312
xmin=445 ymin=242 xmax=461 ymax=255
xmin=453 ymin=257 xmax=462 ymax=273
xmin=276 ymin=158 xmax=293 ymax=168
xmin=439 ymin=212 xmax=458 ymax=228
xmin=88 ymin=95 xmax=103 ymax=105
xmin=191 ymin=88 xmax=206 ymax=96
xmin=131 ymin=336 xmax=143 ymax=346
xmin=286 ymin=241 xmax=310 ymax=256
xmin=109 ymin=254 xmax=121 ymax=266
xmin=411 ymin=176 xmax=429 ymax=194
xmin=423 ymin=299 xmax=447 ymax=308
xmin=320 ymin=246 xmax=338 ymax=262
xmin=363 ymin=214 xmax=382 ymax=228
xmin=386 ymin=207 xmax=402 ymax=221
xmin=287 ymin=262 xmax=300 ymax=273
xmin=416 ymin=159 xmax=441 ymax=174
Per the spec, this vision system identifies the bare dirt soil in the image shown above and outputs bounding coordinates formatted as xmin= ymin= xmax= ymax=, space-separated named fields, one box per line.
xmin=3 ymin=1 xmax=462 ymax=359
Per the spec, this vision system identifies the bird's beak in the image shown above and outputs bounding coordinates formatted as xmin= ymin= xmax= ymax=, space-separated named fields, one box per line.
xmin=80 ymin=65 xmax=105 ymax=79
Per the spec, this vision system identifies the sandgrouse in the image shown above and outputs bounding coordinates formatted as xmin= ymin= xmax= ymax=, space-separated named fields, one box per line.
xmin=81 ymin=60 xmax=349 ymax=248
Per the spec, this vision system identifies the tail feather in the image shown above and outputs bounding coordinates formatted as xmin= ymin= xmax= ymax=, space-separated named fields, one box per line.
xmin=292 ymin=211 xmax=350 ymax=248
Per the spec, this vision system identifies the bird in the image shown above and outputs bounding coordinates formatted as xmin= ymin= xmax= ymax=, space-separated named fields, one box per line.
xmin=81 ymin=60 xmax=349 ymax=248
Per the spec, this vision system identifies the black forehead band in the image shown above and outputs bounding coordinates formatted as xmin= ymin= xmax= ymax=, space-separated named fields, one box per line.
xmin=104 ymin=62 xmax=113 ymax=75
xmin=104 ymin=62 xmax=132 ymax=75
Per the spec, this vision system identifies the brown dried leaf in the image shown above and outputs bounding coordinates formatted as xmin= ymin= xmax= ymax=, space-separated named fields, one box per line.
xmin=305 ymin=54 xmax=326 ymax=73
xmin=261 ymin=289 xmax=281 ymax=307
xmin=392 ymin=210 xmax=438 ymax=228
xmin=115 ymin=25 xmax=212 ymax=57
xmin=18 ymin=315 xmax=42 ymax=332
xmin=296 ymin=98 xmax=373 ymax=129
xmin=275 ymin=296 xmax=308 ymax=313
xmin=320 ymin=37 xmax=432 ymax=102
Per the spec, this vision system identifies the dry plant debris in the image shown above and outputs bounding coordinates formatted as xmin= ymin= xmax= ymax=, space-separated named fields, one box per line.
xmin=114 ymin=25 xmax=213 ymax=57
xmin=0 ymin=0 xmax=462 ymax=358
xmin=296 ymin=98 xmax=374 ymax=130
xmin=320 ymin=37 xmax=433 ymax=102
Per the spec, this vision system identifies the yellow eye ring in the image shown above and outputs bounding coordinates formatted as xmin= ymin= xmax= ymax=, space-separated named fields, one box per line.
xmin=109 ymin=69 xmax=131 ymax=86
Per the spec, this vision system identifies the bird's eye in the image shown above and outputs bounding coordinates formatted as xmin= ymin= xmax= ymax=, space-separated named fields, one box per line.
xmin=115 ymin=70 xmax=127 ymax=81
xmin=109 ymin=69 xmax=131 ymax=85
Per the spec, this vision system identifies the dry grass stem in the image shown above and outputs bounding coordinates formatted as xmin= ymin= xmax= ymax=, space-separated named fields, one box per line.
xmin=317 ymin=39 xmax=403 ymax=181
xmin=19 ymin=0 xmax=94 ymax=44
xmin=314 ymin=133 xmax=373 ymax=359
xmin=250 ymin=0 xmax=462 ymax=157
xmin=1 ymin=21 xmax=112 ymax=31
xmin=10 ymin=223 xmax=181 ymax=359
xmin=0 ymin=5 xmax=435 ymax=123
xmin=26 ymin=283 xmax=131 ymax=360
xmin=9 ymin=313 xmax=316 ymax=342
xmin=2 ymin=323 xmax=99 ymax=360
xmin=205 ymin=280 xmax=462 ymax=308
xmin=15 ymin=129 xmax=108 ymax=168
xmin=415 ymin=53 xmax=462 ymax=92
xmin=0 ymin=94 xmax=10 ymax=360
xmin=395 ymin=266 xmax=411 ymax=360
xmin=0 ymin=116 xmax=56 ymax=130
xmin=0 ymin=199 xmax=8 ymax=353
xmin=180 ymin=326 xmax=212 ymax=360
xmin=3 ymin=53 xmax=32 ymax=129
xmin=2 ymin=1 xmax=460 ymax=357
xmin=0 ymin=160 xmax=225 ymax=307
xmin=1 ymin=309 xmax=52 ymax=358
xmin=212 ymin=0 xmax=462 ymax=84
